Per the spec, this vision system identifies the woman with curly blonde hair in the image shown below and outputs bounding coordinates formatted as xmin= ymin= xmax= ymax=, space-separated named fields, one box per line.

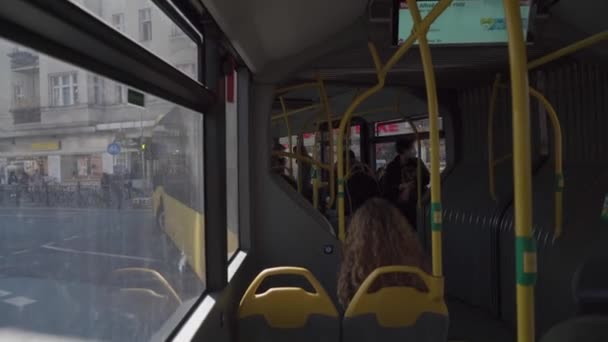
xmin=337 ymin=197 xmax=431 ymax=308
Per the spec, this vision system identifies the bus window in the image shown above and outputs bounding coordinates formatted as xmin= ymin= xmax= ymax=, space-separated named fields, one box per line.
xmin=68 ymin=0 xmax=199 ymax=82
xmin=0 ymin=37 xmax=205 ymax=341
xmin=226 ymin=67 xmax=239 ymax=260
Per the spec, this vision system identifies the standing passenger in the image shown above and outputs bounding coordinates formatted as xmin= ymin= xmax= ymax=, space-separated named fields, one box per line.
xmin=381 ymin=138 xmax=430 ymax=230
xmin=337 ymin=198 xmax=431 ymax=309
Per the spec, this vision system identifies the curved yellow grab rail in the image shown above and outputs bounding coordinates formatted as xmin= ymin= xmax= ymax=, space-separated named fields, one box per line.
xmin=272 ymin=151 xmax=331 ymax=171
xmin=279 ymin=97 xmax=294 ymax=178
xmin=528 ymin=31 xmax=608 ymax=70
xmin=111 ymin=267 xmax=182 ymax=305
xmin=336 ymin=0 xmax=454 ymax=243
xmin=271 ymin=104 xmax=320 ymax=121
xmin=239 ymin=267 xmax=338 ymax=328
xmin=488 ymin=74 xmax=502 ymax=202
xmin=313 ymin=129 xmax=321 ymax=208
xmin=407 ymin=119 xmax=423 ymax=210
xmin=503 ymin=1 xmax=536 ymax=341
xmin=317 ymin=75 xmax=336 ymax=209
xmin=275 ymin=82 xmax=319 ymax=94
xmin=528 ymin=87 xmax=563 ymax=241
xmin=408 ymin=0 xmax=444 ymax=277
xmin=489 ymin=84 xmax=564 ymax=242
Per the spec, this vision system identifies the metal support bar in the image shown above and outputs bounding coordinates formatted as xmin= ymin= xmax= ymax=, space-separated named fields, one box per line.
xmin=279 ymin=97 xmax=294 ymax=177
xmin=528 ymin=31 xmax=608 ymax=70
xmin=503 ymin=1 xmax=536 ymax=341
xmin=528 ymin=87 xmax=563 ymax=241
xmin=408 ymin=0 xmax=443 ymax=277
xmin=407 ymin=120 xmax=423 ymax=209
xmin=335 ymin=0 xmax=453 ymax=242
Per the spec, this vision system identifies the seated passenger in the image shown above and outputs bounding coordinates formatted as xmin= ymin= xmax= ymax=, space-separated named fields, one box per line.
xmin=337 ymin=197 xmax=430 ymax=309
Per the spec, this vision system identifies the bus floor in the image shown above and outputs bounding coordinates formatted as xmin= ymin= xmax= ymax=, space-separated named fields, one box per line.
xmin=447 ymin=298 xmax=514 ymax=342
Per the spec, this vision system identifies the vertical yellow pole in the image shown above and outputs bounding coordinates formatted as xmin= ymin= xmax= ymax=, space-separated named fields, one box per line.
xmin=296 ymin=136 xmax=303 ymax=194
xmin=407 ymin=120 xmax=422 ymax=209
xmin=408 ymin=0 xmax=442 ymax=277
xmin=318 ymin=77 xmax=335 ymax=209
xmin=503 ymin=1 xmax=536 ymax=341
xmin=280 ymin=97 xmax=294 ymax=178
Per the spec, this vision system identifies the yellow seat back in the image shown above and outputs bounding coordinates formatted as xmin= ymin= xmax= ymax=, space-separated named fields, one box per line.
xmin=345 ymin=265 xmax=448 ymax=327
xmin=239 ymin=267 xmax=338 ymax=328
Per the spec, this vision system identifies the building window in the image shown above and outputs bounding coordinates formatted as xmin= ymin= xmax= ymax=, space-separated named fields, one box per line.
xmin=115 ymin=84 xmax=124 ymax=104
xmin=175 ymin=63 xmax=196 ymax=79
xmin=112 ymin=13 xmax=124 ymax=32
xmin=92 ymin=76 xmax=104 ymax=104
xmin=50 ymin=73 xmax=78 ymax=106
xmin=13 ymin=85 xmax=23 ymax=103
xmin=139 ymin=8 xmax=152 ymax=42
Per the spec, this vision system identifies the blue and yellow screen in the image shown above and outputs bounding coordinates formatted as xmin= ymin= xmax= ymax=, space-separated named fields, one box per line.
xmin=397 ymin=0 xmax=531 ymax=45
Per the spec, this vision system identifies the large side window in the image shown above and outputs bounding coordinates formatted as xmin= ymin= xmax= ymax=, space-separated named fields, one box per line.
xmin=374 ymin=117 xmax=446 ymax=173
xmin=69 ymin=0 xmax=199 ymax=82
xmin=139 ymin=8 xmax=152 ymax=42
xmin=226 ymin=64 xmax=239 ymax=259
xmin=0 ymin=1 xmax=210 ymax=340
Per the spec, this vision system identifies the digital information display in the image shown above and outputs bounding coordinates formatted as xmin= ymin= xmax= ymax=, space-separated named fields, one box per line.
xmin=395 ymin=0 xmax=531 ymax=45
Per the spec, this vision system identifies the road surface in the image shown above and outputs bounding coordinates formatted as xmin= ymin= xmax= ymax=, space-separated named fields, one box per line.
xmin=0 ymin=207 xmax=203 ymax=341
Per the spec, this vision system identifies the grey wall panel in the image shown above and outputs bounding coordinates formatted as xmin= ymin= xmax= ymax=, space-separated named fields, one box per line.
xmin=499 ymin=61 xmax=608 ymax=338
xmin=249 ymin=83 xmax=343 ymax=307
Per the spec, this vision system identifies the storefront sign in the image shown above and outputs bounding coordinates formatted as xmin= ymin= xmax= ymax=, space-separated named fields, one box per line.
xmin=31 ymin=141 xmax=60 ymax=151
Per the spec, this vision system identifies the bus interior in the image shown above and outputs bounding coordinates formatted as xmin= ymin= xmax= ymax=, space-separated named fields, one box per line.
xmin=0 ymin=0 xmax=607 ymax=341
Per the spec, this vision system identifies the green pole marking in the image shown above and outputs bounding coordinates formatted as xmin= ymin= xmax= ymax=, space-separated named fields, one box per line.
xmin=555 ymin=173 xmax=564 ymax=191
xmin=431 ymin=202 xmax=442 ymax=232
xmin=516 ymin=236 xmax=537 ymax=286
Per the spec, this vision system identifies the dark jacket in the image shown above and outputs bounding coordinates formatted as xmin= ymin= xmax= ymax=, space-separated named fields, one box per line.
xmin=381 ymin=156 xmax=430 ymax=227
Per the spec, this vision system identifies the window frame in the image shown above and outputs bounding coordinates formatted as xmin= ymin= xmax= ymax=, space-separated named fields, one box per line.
xmin=138 ymin=8 xmax=152 ymax=42
xmin=0 ymin=1 xmax=220 ymax=341
xmin=49 ymin=72 xmax=79 ymax=107
xmin=111 ymin=13 xmax=124 ymax=32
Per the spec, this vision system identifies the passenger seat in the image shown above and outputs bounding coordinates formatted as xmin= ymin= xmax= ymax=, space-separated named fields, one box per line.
xmin=238 ymin=267 xmax=339 ymax=342
xmin=343 ymin=265 xmax=449 ymax=342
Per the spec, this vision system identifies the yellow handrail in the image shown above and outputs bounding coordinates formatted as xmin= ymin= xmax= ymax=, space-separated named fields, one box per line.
xmin=313 ymin=129 xmax=320 ymax=209
xmin=528 ymin=31 xmax=608 ymax=70
xmin=528 ymin=87 xmax=563 ymax=241
xmin=280 ymin=97 xmax=294 ymax=178
xmin=407 ymin=119 xmax=423 ymax=210
xmin=295 ymin=136 xmax=303 ymax=194
xmin=408 ymin=0 xmax=443 ymax=277
xmin=272 ymin=151 xmax=332 ymax=171
xmin=271 ymin=104 xmax=321 ymax=121
xmin=112 ymin=267 xmax=182 ymax=305
xmin=275 ymin=82 xmax=320 ymax=94
xmin=503 ymin=1 xmax=536 ymax=341
xmin=488 ymin=84 xmax=564 ymax=242
xmin=335 ymin=0 xmax=453 ymax=244
xmin=488 ymin=74 xmax=502 ymax=202
xmin=318 ymin=74 xmax=336 ymax=210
